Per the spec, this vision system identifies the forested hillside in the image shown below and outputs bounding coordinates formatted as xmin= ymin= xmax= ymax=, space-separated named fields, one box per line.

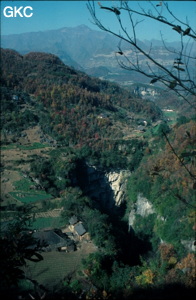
xmin=0 ymin=49 xmax=195 ymax=300
xmin=1 ymin=49 xmax=161 ymax=169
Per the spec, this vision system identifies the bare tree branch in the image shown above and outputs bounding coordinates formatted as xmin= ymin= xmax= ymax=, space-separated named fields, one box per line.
xmin=87 ymin=1 xmax=196 ymax=107
xmin=162 ymin=131 xmax=196 ymax=181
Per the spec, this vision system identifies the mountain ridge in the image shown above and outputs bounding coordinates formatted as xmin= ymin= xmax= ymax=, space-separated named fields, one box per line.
xmin=2 ymin=25 xmax=184 ymax=83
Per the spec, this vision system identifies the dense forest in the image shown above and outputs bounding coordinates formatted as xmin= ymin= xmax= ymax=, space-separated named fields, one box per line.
xmin=0 ymin=49 xmax=195 ymax=299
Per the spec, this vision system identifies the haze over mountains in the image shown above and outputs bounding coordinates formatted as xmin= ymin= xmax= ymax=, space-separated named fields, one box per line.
xmin=1 ymin=25 xmax=186 ymax=85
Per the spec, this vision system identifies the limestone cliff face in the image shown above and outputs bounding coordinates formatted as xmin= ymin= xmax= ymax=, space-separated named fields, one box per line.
xmin=129 ymin=193 xmax=154 ymax=229
xmin=105 ymin=170 xmax=131 ymax=206
xmin=136 ymin=194 xmax=155 ymax=216
xmin=83 ymin=164 xmax=131 ymax=209
xmin=128 ymin=195 xmax=196 ymax=252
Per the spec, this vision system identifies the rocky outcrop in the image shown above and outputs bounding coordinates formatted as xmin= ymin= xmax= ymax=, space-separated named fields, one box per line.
xmin=128 ymin=194 xmax=196 ymax=253
xmin=79 ymin=164 xmax=131 ymax=210
xmin=105 ymin=170 xmax=131 ymax=206
xmin=136 ymin=194 xmax=155 ymax=217
xmin=129 ymin=193 xmax=155 ymax=229
xmin=181 ymin=239 xmax=196 ymax=252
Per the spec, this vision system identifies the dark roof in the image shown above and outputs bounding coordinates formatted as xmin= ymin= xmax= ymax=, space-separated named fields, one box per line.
xmin=74 ymin=223 xmax=86 ymax=236
xmin=28 ymin=230 xmax=75 ymax=252
xmin=54 ymin=228 xmax=68 ymax=239
xmin=69 ymin=215 xmax=78 ymax=225
xmin=33 ymin=230 xmax=67 ymax=247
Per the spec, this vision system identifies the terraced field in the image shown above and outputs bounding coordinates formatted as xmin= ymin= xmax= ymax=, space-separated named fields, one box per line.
xmin=1 ymin=124 xmax=98 ymax=289
xmin=1 ymin=126 xmax=54 ymax=206
xmin=32 ymin=216 xmax=65 ymax=230
xmin=10 ymin=191 xmax=53 ymax=204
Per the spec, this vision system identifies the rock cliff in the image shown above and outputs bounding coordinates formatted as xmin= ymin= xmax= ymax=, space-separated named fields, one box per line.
xmin=129 ymin=193 xmax=155 ymax=229
xmin=79 ymin=164 xmax=131 ymax=210
xmin=105 ymin=170 xmax=131 ymax=206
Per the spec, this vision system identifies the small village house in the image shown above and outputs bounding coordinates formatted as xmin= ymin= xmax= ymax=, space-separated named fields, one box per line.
xmin=69 ymin=216 xmax=89 ymax=241
xmin=32 ymin=229 xmax=76 ymax=252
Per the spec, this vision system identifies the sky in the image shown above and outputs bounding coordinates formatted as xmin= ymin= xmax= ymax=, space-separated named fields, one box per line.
xmin=1 ymin=1 xmax=196 ymax=42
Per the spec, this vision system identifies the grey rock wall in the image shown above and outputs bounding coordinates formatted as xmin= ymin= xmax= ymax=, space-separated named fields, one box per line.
xmin=129 ymin=193 xmax=155 ymax=229
xmin=84 ymin=164 xmax=131 ymax=210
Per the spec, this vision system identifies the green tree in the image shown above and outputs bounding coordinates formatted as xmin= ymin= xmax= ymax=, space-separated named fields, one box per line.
xmin=82 ymin=252 xmax=111 ymax=290
xmin=156 ymin=123 xmax=170 ymax=137
xmin=61 ymin=187 xmax=91 ymax=222
xmin=110 ymin=261 xmax=132 ymax=294
xmin=82 ymin=207 xmax=117 ymax=255
xmin=0 ymin=205 xmax=43 ymax=297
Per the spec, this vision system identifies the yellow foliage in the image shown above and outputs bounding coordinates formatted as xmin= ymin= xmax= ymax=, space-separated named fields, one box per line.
xmin=102 ymin=290 xmax=108 ymax=299
xmin=135 ymin=269 xmax=154 ymax=285
xmin=168 ymin=256 xmax=177 ymax=266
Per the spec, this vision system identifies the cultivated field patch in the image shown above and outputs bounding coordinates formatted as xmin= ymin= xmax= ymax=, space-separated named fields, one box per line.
xmin=9 ymin=191 xmax=53 ymax=204
xmin=13 ymin=178 xmax=37 ymax=191
xmin=32 ymin=216 xmax=65 ymax=230
xmin=162 ymin=110 xmax=178 ymax=124
xmin=17 ymin=142 xmax=50 ymax=150
xmin=8 ymin=177 xmax=53 ymax=204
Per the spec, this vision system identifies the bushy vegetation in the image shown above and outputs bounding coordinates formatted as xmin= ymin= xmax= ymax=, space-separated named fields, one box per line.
xmin=0 ymin=205 xmax=44 ymax=297
xmin=1 ymin=87 xmax=38 ymax=137
xmin=1 ymin=49 xmax=195 ymax=299
xmin=126 ymin=119 xmax=196 ymax=258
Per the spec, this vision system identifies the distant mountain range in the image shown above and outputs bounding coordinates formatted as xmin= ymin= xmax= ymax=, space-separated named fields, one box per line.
xmin=2 ymin=25 xmax=119 ymax=70
xmin=1 ymin=25 xmax=192 ymax=84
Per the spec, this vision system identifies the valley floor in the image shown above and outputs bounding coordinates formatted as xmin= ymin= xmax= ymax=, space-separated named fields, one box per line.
xmin=22 ymin=240 xmax=97 ymax=289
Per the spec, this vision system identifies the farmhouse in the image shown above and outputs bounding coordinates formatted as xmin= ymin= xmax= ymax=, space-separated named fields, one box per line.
xmin=69 ymin=215 xmax=78 ymax=227
xmin=33 ymin=229 xmax=76 ymax=252
xmin=74 ymin=222 xmax=86 ymax=237
xmin=69 ymin=216 xmax=89 ymax=241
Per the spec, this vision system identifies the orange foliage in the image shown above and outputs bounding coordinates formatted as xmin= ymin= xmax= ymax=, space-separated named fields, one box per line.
xmin=159 ymin=243 xmax=176 ymax=261
xmin=176 ymin=253 xmax=196 ymax=287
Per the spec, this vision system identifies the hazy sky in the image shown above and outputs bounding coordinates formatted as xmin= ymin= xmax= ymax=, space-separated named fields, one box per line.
xmin=1 ymin=1 xmax=196 ymax=42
